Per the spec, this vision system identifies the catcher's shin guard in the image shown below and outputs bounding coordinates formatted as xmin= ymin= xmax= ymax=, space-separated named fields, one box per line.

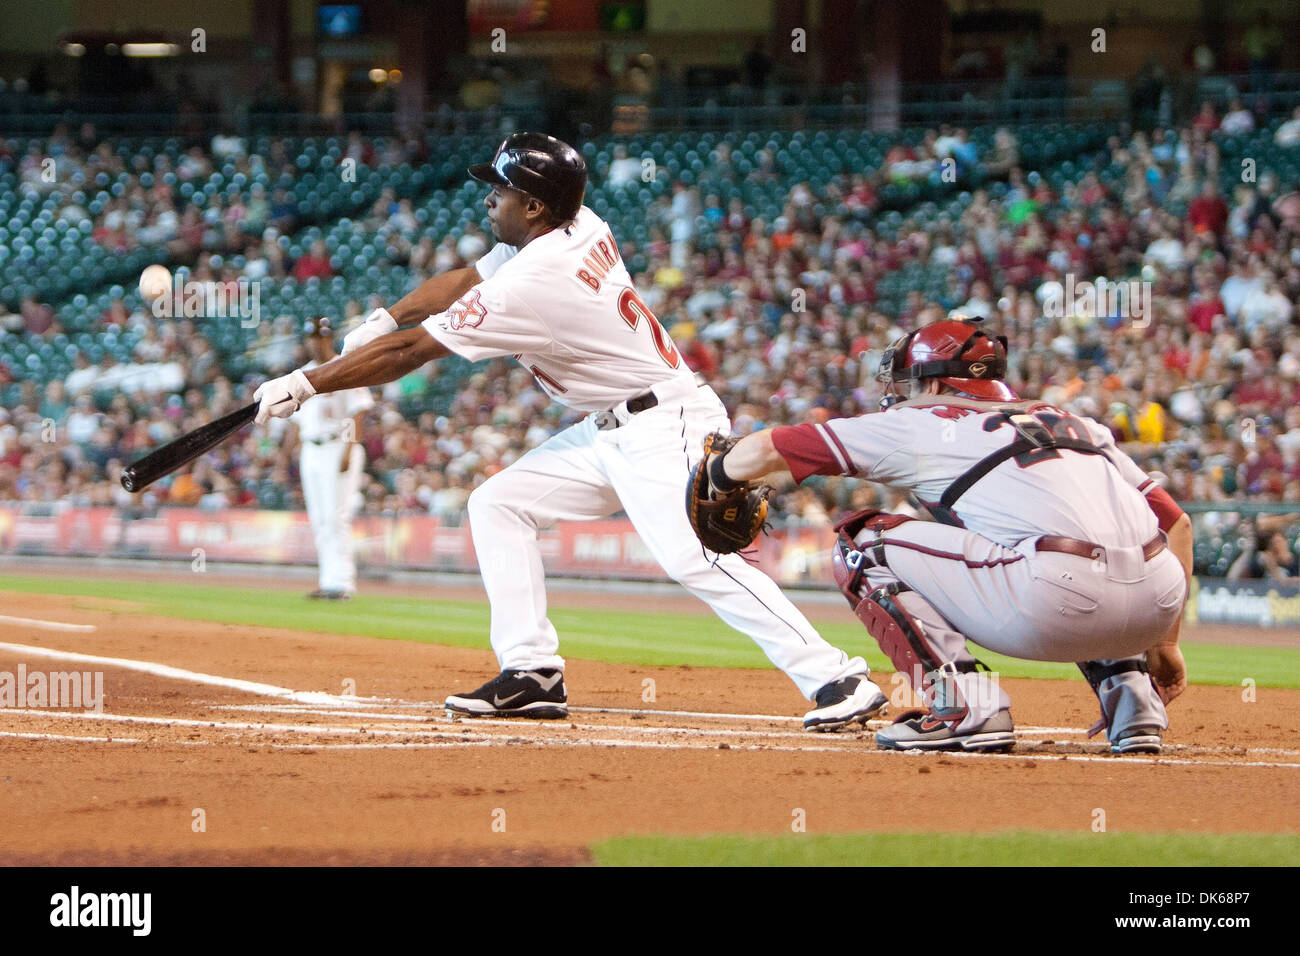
xmin=831 ymin=511 xmax=978 ymax=721
xmin=848 ymin=584 xmax=971 ymax=721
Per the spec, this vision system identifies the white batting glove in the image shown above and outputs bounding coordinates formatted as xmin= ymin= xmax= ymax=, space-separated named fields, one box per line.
xmin=254 ymin=368 xmax=316 ymax=424
xmin=341 ymin=307 xmax=398 ymax=356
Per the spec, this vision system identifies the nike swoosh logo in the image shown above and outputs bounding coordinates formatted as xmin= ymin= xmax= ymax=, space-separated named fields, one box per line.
xmin=493 ymin=691 xmax=525 ymax=707
xmin=529 ymin=671 xmax=563 ymax=692
xmin=920 ymin=717 xmax=949 ymax=732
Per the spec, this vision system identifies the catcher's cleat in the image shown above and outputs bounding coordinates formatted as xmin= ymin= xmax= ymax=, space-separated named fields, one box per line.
xmin=1110 ymin=726 xmax=1162 ymax=755
xmin=803 ymin=675 xmax=888 ymax=732
xmin=445 ymin=668 xmax=568 ymax=719
xmin=875 ymin=708 xmax=1016 ymax=752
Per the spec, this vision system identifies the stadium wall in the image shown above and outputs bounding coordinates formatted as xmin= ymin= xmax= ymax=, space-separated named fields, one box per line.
xmin=1 ymin=505 xmax=1294 ymax=627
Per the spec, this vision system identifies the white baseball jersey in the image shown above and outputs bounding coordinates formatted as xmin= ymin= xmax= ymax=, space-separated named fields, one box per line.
xmin=422 ymin=207 xmax=695 ymax=412
xmin=424 ymin=206 xmax=869 ymax=701
xmin=772 ymin=395 xmax=1160 ymax=549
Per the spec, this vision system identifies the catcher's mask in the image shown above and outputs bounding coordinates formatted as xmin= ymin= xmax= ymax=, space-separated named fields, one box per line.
xmin=877 ymin=316 xmax=1015 ymax=409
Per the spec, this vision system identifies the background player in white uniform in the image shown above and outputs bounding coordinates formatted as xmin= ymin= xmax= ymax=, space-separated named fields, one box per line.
xmin=253 ymin=133 xmax=885 ymax=730
xmin=702 ymin=318 xmax=1193 ymax=754
xmin=289 ymin=317 xmax=373 ymax=599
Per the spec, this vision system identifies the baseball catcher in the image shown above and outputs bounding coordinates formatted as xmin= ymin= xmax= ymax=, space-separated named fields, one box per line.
xmin=691 ymin=317 xmax=1192 ymax=754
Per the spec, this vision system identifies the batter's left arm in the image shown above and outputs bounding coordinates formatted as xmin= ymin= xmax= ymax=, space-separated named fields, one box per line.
xmin=256 ymin=328 xmax=449 ymax=424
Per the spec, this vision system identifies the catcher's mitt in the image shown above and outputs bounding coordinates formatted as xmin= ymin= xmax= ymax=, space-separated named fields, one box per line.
xmin=685 ymin=432 xmax=770 ymax=554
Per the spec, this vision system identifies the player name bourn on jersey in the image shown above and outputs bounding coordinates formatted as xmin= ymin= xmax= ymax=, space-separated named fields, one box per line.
xmin=574 ymin=229 xmax=623 ymax=292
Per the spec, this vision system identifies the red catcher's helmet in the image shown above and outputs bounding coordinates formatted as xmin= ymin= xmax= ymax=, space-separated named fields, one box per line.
xmin=878 ymin=318 xmax=1017 ymax=403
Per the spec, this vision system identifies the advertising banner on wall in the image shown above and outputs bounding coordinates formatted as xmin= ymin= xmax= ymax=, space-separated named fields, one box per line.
xmin=1184 ymin=576 xmax=1300 ymax=629
xmin=0 ymin=505 xmax=839 ymax=586
xmin=4 ymin=506 xmax=1293 ymax=628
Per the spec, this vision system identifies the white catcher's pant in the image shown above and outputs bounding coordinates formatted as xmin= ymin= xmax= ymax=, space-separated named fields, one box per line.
xmin=855 ymin=520 xmax=1186 ymax=740
xmin=467 ymin=383 xmax=868 ymax=699
xmin=301 ymin=441 xmax=365 ymax=593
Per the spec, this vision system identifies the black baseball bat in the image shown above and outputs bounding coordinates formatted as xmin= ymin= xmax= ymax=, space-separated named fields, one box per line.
xmin=120 ymin=401 xmax=259 ymax=493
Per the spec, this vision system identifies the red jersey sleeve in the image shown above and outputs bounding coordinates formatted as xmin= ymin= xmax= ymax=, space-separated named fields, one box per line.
xmin=771 ymin=423 xmax=856 ymax=484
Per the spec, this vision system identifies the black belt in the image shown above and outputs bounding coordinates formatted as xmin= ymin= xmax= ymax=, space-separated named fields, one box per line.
xmin=307 ymin=435 xmax=340 ymax=445
xmin=626 ymin=391 xmax=659 ymax=414
xmin=594 ymin=390 xmax=658 ymax=431
xmin=599 ymin=374 xmax=705 ymax=430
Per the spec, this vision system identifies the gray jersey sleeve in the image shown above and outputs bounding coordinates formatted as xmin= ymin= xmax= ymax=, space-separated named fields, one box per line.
xmin=1082 ymin=416 xmax=1157 ymax=493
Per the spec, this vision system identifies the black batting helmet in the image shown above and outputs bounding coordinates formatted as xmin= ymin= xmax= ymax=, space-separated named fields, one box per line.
xmin=468 ymin=132 xmax=587 ymax=221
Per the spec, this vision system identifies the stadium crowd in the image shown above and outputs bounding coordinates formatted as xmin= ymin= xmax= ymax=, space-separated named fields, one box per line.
xmin=3 ymin=109 xmax=1300 ymax=576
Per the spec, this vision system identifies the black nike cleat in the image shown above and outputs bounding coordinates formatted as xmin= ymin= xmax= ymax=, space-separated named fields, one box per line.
xmin=803 ymin=674 xmax=888 ymax=732
xmin=445 ymin=669 xmax=568 ymax=719
xmin=875 ymin=708 xmax=1016 ymax=752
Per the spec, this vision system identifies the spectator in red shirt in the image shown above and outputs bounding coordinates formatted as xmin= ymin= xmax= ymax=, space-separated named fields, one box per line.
xmin=20 ymin=297 xmax=53 ymax=336
xmin=291 ymin=240 xmax=334 ymax=281
xmin=1233 ymin=374 xmax=1283 ymax=412
xmin=1192 ymin=100 xmax=1219 ymax=133
xmin=1186 ymin=276 xmax=1226 ymax=333
xmin=1079 ymin=172 xmax=1109 ymax=205
xmin=672 ymin=323 xmax=719 ymax=377
xmin=1188 ymin=181 xmax=1228 ymax=236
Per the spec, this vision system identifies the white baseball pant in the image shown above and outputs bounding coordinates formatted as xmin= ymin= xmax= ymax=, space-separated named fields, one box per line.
xmin=854 ymin=519 xmax=1186 ymax=739
xmin=466 ymin=381 xmax=868 ymax=699
xmin=301 ymin=441 xmax=365 ymax=594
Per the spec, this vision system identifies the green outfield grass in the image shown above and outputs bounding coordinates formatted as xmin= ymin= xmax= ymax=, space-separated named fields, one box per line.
xmin=0 ymin=573 xmax=1295 ymax=688
xmin=590 ymin=831 xmax=1300 ymax=866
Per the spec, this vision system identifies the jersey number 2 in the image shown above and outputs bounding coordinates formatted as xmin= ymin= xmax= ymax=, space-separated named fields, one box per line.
xmin=984 ymin=410 xmax=1088 ymax=468
xmin=618 ymin=289 xmax=681 ymax=369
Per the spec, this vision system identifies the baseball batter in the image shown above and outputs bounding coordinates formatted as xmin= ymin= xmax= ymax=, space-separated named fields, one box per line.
xmin=700 ymin=318 xmax=1193 ymax=753
xmin=253 ymin=133 xmax=886 ymax=730
xmin=290 ymin=317 xmax=373 ymax=600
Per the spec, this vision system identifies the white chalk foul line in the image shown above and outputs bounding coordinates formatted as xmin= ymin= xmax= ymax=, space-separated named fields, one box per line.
xmin=0 ymin=615 xmax=96 ymax=633
xmin=178 ymin=705 xmax=1300 ymax=760
xmin=207 ymin=700 xmax=1090 ymax=737
xmin=0 ymin=641 xmax=362 ymax=708
xmin=6 ymin=717 xmax=1293 ymax=769
xmin=9 ymin=708 xmax=1300 ymax=769
xmin=0 ymin=650 xmax=1288 ymax=766
xmin=260 ymin=736 xmax=1300 ymax=768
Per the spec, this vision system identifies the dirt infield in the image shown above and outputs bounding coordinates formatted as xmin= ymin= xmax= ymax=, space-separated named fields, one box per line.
xmin=0 ymin=584 xmax=1297 ymax=865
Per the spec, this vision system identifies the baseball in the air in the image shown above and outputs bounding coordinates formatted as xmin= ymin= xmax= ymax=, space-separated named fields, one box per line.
xmin=139 ymin=264 xmax=173 ymax=302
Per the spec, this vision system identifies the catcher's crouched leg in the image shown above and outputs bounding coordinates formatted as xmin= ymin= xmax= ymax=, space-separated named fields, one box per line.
xmin=831 ymin=509 xmax=983 ymax=724
xmin=1078 ymin=658 xmax=1168 ymax=755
